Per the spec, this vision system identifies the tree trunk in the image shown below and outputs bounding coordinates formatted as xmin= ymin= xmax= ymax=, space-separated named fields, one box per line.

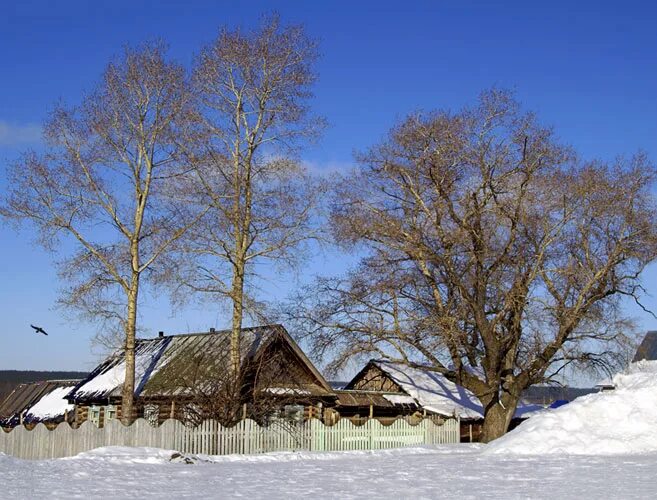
xmin=480 ymin=397 xmax=516 ymax=443
xmin=230 ymin=266 xmax=245 ymax=375
xmin=121 ymin=276 xmax=139 ymax=424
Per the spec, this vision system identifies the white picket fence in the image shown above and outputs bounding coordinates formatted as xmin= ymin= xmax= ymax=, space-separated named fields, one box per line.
xmin=0 ymin=417 xmax=460 ymax=460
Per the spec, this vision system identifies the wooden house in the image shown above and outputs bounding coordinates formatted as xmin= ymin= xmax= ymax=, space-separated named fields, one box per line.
xmin=633 ymin=330 xmax=657 ymax=362
xmin=66 ymin=324 xmax=336 ymax=427
xmin=339 ymin=360 xmax=542 ymax=441
xmin=0 ymin=380 xmax=78 ymax=428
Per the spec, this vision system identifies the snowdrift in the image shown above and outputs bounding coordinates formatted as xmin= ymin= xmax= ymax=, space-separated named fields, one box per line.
xmin=64 ymin=446 xmax=185 ymax=464
xmin=58 ymin=444 xmax=474 ymax=465
xmin=486 ymin=361 xmax=657 ymax=455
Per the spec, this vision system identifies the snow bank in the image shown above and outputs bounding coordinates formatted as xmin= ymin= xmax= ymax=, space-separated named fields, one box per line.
xmin=486 ymin=361 xmax=657 ymax=455
xmin=4 ymin=444 xmax=657 ymax=499
xmin=60 ymin=444 xmax=476 ymax=466
xmin=197 ymin=444 xmax=477 ymax=463
xmin=65 ymin=446 xmax=184 ymax=464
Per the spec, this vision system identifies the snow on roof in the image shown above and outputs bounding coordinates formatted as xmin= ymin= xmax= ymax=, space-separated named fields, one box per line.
xmin=633 ymin=331 xmax=657 ymax=362
xmin=595 ymin=378 xmax=615 ymax=389
xmin=264 ymin=387 xmax=313 ymax=396
xmin=382 ymin=393 xmax=417 ymax=405
xmin=69 ymin=325 xmax=332 ymax=402
xmin=373 ymin=361 xmax=541 ymax=420
xmin=24 ymin=387 xmax=74 ymax=422
xmin=0 ymin=380 xmax=79 ymax=427
xmin=71 ymin=337 xmax=170 ymax=401
xmin=373 ymin=361 xmax=483 ymax=419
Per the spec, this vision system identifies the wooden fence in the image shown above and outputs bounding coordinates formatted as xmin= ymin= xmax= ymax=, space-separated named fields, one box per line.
xmin=0 ymin=417 xmax=460 ymax=460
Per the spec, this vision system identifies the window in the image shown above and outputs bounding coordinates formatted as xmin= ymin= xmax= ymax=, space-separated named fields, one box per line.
xmin=105 ymin=405 xmax=117 ymax=422
xmin=89 ymin=406 xmax=101 ymax=427
xmin=144 ymin=404 xmax=160 ymax=427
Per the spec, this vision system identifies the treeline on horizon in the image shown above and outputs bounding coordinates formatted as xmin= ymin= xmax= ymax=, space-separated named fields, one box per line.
xmin=0 ymin=371 xmax=89 ymax=403
xmin=0 ymin=370 xmax=88 ymax=383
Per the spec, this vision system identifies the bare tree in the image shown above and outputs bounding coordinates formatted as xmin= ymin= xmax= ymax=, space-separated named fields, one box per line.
xmin=173 ymin=15 xmax=325 ymax=375
xmin=292 ymin=90 xmax=657 ymax=441
xmin=0 ymin=42 xmax=200 ymax=423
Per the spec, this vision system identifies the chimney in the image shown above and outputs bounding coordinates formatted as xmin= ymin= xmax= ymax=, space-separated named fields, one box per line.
xmin=210 ymin=327 xmax=216 ymax=334
xmin=158 ymin=331 xmax=164 ymax=338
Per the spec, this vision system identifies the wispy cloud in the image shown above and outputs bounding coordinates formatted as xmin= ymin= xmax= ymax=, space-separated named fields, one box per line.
xmin=304 ymin=159 xmax=355 ymax=178
xmin=0 ymin=121 xmax=42 ymax=146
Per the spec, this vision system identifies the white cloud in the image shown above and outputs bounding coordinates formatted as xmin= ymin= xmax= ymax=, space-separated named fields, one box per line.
xmin=303 ymin=159 xmax=355 ymax=178
xmin=0 ymin=121 xmax=42 ymax=146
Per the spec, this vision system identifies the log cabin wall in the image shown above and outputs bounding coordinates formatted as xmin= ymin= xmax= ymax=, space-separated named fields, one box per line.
xmin=253 ymin=339 xmax=330 ymax=396
xmin=348 ymin=364 xmax=404 ymax=393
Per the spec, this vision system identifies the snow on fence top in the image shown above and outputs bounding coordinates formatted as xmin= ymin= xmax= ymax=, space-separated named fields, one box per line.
xmin=485 ymin=360 xmax=657 ymax=455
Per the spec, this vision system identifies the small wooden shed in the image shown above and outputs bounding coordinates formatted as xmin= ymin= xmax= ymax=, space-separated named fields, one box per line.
xmin=0 ymin=380 xmax=78 ymax=428
xmin=341 ymin=360 xmax=542 ymax=441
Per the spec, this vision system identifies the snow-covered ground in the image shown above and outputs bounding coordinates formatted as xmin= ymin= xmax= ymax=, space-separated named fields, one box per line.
xmin=3 ymin=445 xmax=657 ymax=499
xmin=6 ymin=361 xmax=657 ymax=499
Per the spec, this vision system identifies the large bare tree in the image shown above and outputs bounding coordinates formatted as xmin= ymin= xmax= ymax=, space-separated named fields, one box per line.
xmin=173 ymin=15 xmax=324 ymax=374
xmin=1 ymin=43 xmax=198 ymax=423
xmin=293 ymin=90 xmax=657 ymax=441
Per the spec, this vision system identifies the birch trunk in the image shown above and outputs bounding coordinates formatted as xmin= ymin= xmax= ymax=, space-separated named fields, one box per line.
xmin=121 ymin=273 xmax=139 ymax=424
xmin=230 ymin=268 xmax=245 ymax=375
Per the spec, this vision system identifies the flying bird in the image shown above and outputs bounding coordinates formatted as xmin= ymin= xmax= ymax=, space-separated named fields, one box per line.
xmin=30 ymin=324 xmax=48 ymax=336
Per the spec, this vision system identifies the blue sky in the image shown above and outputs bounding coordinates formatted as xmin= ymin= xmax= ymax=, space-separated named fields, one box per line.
xmin=1 ymin=0 xmax=657 ymax=373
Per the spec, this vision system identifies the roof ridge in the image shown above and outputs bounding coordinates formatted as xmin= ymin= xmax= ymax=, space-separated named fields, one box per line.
xmin=136 ymin=324 xmax=284 ymax=341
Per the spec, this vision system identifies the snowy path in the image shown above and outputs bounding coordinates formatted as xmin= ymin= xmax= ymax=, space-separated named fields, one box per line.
xmin=2 ymin=445 xmax=656 ymax=499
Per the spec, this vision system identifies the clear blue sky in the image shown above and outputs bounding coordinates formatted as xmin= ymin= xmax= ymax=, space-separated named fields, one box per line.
xmin=1 ymin=0 xmax=656 ymax=372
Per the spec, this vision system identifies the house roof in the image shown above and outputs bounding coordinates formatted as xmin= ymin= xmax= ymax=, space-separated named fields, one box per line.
xmin=521 ymin=385 xmax=598 ymax=405
xmin=346 ymin=360 xmax=542 ymax=420
xmin=68 ymin=324 xmax=333 ymax=403
xmin=0 ymin=380 xmax=78 ymax=427
xmin=23 ymin=386 xmax=75 ymax=423
xmin=0 ymin=371 xmax=88 ymax=403
xmin=633 ymin=331 xmax=657 ymax=362
xmin=335 ymin=390 xmax=418 ymax=408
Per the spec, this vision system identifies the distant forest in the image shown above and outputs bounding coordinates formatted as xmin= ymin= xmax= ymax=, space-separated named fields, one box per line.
xmin=0 ymin=371 xmax=88 ymax=402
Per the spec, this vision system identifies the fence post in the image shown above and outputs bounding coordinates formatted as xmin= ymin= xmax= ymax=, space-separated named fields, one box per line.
xmin=369 ymin=419 xmax=374 ymax=450
xmin=0 ymin=415 xmax=461 ymax=460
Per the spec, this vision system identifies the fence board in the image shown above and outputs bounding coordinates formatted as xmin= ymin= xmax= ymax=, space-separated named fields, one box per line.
xmin=0 ymin=416 xmax=460 ymax=460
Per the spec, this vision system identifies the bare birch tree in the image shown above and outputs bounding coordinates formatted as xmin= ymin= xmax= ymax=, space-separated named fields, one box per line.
xmin=173 ymin=15 xmax=324 ymax=375
xmin=0 ymin=43 xmax=199 ymax=423
xmin=292 ymin=90 xmax=657 ymax=441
